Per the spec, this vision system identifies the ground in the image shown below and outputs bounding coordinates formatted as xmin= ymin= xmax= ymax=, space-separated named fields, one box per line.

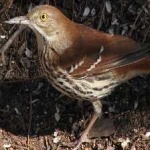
xmin=0 ymin=0 xmax=150 ymax=150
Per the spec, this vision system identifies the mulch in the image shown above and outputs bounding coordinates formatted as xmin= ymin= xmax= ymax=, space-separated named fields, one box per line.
xmin=0 ymin=0 xmax=150 ymax=149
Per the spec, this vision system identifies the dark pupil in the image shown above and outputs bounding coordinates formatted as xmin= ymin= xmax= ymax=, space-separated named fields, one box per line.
xmin=42 ymin=15 xmax=45 ymax=19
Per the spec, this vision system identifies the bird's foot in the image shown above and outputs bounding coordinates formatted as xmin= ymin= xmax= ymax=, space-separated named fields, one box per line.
xmin=73 ymin=133 xmax=91 ymax=150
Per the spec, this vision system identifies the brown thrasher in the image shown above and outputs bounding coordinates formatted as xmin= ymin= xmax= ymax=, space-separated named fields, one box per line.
xmin=5 ymin=5 xmax=150 ymax=150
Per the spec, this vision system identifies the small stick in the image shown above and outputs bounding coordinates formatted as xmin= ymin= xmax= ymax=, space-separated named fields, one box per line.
xmin=129 ymin=2 xmax=147 ymax=36
xmin=27 ymin=92 xmax=33 ymax=150
xmin=0 ymin=25 xmax=26 ymax=64
xmin=143 ymin=25 xmax=150 ymax=43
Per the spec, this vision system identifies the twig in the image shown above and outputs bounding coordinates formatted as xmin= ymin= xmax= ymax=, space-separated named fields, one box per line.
xmin=0 ymin=75 xmax=45 ymax=84
xmin=0 ymin=25 xmax=26 ymax=64
xmin=44 ymin=136 xmax=51 ymax=150
xmin=53 ymin=0 xmax=56 ymax=6
xmin=0 ymin=108 xmax=9 ymax=113
xmin=11 ymin=144 xmax=32 ymax=150
xmin=27 ymin=92 xmax=33 ymax=150
xmin=97 ymin=1 xmax=105 ymax=30
xmin=143 ymin=25 xmax=150 ymax=43
xmin=7 ymin=0 xmax=14 ymax=8
xmin=129 ymin=3 xmax=147 ymax=36
xmin=1 ymin=26 xmax=25 ymax=52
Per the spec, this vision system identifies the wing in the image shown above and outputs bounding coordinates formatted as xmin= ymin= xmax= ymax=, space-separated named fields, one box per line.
xmin=58 ymin=24 xmax=150 ymax=78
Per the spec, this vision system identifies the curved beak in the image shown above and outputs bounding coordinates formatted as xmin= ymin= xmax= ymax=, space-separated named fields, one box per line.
xmin=4 ymin=16 xmax=30 ymax=25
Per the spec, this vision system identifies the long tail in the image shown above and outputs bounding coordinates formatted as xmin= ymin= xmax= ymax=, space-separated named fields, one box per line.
xmin=100 ymin=44 xmax=150 ymax=73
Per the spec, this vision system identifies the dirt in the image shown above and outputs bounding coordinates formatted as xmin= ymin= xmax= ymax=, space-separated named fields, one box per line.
xmin=0 ymin=0 xmax=150 ymax=150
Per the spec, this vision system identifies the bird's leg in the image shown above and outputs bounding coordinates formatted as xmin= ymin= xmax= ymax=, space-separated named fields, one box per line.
xmin=73 ymin=100 xmax=102 ymax=150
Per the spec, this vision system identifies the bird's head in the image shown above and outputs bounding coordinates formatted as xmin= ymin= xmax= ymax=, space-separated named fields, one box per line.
xmin=5 ymin=5 xmax=78 ymax=52
xmin=5 ymin=5 xmax=72 ymax=40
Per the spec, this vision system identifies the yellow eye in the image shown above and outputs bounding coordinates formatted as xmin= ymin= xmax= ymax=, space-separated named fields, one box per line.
xmin=40 ymin=13 xmax=48 ymax=21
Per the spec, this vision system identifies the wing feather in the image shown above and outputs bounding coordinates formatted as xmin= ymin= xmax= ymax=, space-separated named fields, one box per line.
xmin=58 ymin=24 xmax=147 ymax=78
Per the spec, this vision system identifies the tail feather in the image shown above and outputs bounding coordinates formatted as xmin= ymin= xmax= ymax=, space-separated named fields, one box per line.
xmin=100 ymin=44 xmax=150 ymax=73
